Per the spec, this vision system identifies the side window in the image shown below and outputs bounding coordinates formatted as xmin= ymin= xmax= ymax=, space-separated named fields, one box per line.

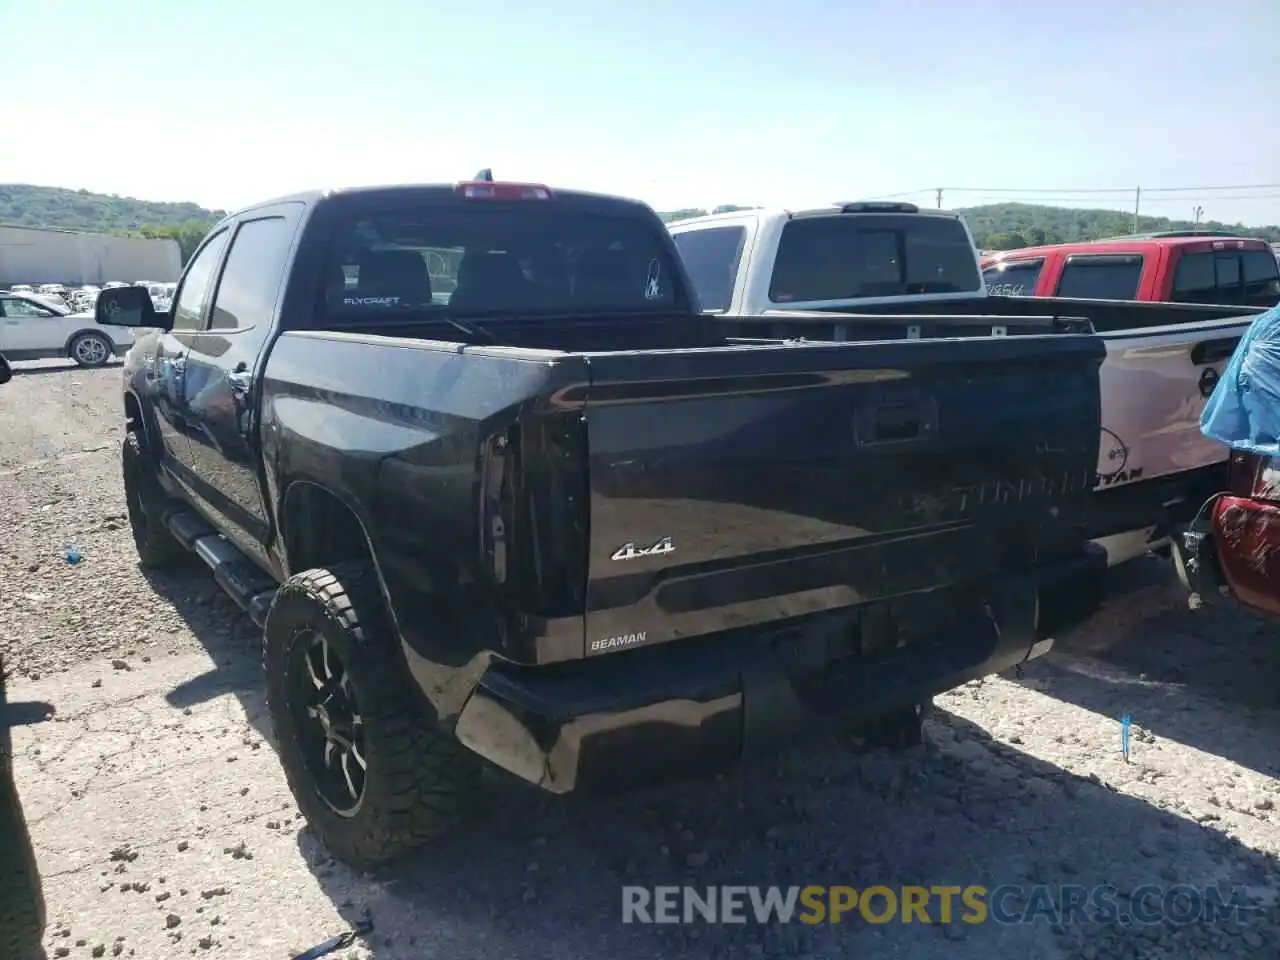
xmin=3 ymin=298 xmax=55 ymax=318
xmin=1242 ymin=249 xmax=1280 ymax=305
xmin=171 ymin=230 xmax=230 ymax=331
xmin=5 ymin=296 xmax=56 ymax=320
xmin=982 ymin=259 xmax=1043 ymax=297
xmin=207 ymin=217 xmax=293 ymax=331
xmin=671 ymin=226 xmax=747 ymax=312
xmin=1056 ymin=255 xmax=1143 ymax=300
xmin=1172 ymin=252 xmax=1216 ymax=304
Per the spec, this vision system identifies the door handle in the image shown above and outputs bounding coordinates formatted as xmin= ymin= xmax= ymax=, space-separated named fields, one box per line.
xmin=856 ymin=397 xmax=938 ymax=446
xmin=1199 ymin=367 xmax=1221 ymax=399
xmin=1191 ymin=337 xmax=1240 ymax=366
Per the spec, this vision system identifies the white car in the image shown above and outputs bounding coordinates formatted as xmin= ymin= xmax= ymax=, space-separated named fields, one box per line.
xmin=137 ymin=282 xmax=172 ymax=311
xmin=0 ymin=293 xmax=133 ymax=367
xmin=69 ymin=290 xmax=98 ymax=313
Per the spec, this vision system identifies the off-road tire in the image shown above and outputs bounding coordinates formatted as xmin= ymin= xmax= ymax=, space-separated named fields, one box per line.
xmin=122 ymin=430 xmax=186 ymax=569
xmin=68 ymin=331 xmax=112 ymax=368
xmin=0 ymin=657 xmax=48 ymax=960
xmin=263 ymin=562 xmax=479 ymax=868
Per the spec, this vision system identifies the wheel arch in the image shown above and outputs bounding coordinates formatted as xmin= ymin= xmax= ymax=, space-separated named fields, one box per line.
xmin=278 ymin=478 xmax=413 ymax=650
xmin=280 ymin=479 xmax=383 ymax=581
xmin=122 ymin=388 xmax=161 ymax=465
xmin=123 ymin=390 xmax=144 ymax=431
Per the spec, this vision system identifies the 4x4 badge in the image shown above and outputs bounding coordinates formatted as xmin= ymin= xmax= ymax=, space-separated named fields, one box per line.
xmin=611 ymin=536 xmax=674 ymax=561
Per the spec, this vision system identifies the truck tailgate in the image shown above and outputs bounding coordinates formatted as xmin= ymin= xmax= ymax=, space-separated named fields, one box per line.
xmin=580 ymin=335 xmax=1104 ymax=655
xmin=1096 ymin=316 xmax=1251 ymax=490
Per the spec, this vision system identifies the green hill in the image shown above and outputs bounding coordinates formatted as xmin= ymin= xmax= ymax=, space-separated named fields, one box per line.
xmin=0 ymin=183 xmax=223 ymax=233
xmin=0 ymin=183 xmax=225 ymax=261
xmin=659 ymin=201 xmax=1280 ymax=248
xmin=4 ymin=184 xmax=1277 ymax=263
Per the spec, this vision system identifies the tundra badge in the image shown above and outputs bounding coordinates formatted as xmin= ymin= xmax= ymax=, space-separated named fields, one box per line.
xmin=611 ymin=536 xmax=674 ymax=561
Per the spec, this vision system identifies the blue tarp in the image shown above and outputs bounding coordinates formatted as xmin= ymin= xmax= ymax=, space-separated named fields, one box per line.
xmin=1201 ymin=303 xmax=1280 ymax=456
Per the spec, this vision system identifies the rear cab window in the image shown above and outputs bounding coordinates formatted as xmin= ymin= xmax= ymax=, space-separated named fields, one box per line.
xmin=670 ymin=225 xmax=748 ymax=312
xmin=982 ymin=258 xmax=1044 ymax=297
xmin=767 ymin=213 xmax=982 ymax=303
xmin=319 ymin=194 xmax=682 ymax=322
xmin=1055 ymin=254 xmax=1144 ymax=300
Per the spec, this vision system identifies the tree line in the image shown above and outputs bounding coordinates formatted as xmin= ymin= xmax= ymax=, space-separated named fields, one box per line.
xmin=3 ymin=184 xmax=1277 ymax=264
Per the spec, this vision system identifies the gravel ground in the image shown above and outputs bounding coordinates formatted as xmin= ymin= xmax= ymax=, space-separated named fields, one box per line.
xmin=2 ymin=358 xmax=1279 ymax=960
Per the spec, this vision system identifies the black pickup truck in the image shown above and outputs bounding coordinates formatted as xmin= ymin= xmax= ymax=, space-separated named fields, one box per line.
xmin=96 ymin=180 xmax=1108 ymax=867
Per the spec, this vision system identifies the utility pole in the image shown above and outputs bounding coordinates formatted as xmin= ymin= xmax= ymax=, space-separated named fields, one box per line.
xmin=1132 ymin=186 xmax=1141 ymax=233
xmin=936 ymin=188 xmax=943 ymax=209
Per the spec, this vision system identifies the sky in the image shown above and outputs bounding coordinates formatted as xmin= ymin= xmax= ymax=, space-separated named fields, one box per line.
xmin=3 ymin=0 xmax=1279 ymax=225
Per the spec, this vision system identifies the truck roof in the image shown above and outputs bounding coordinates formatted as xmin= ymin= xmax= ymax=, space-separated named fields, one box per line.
xmin=983 ymin=232 xmax=1275 ymax=264
xmin=220 ymin=183 xmax=661 ymax=225
xmin=668 ymin=202 xmax=966 ymax=229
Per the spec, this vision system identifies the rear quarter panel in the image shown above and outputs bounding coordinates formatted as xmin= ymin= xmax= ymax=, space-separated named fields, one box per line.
xmin=260 ymin=331 xmax=590 ymax=717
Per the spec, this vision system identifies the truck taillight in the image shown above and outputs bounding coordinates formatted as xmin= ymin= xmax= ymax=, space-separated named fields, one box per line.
xmin=456 ymin=181 xmax=554 ymax=201
xmin=478 ymin=413 xmax=588 ymax=619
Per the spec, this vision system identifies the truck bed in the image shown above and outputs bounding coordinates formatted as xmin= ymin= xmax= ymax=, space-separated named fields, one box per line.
xmin=262 ymin=316 xmax=1106 ymax=671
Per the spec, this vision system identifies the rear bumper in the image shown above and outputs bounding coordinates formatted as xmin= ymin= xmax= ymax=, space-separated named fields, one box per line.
xmin=1176 ymin=493 xmax=1280 ymax=619
xmin=454 ymin=548 xmax=1105 ymax=794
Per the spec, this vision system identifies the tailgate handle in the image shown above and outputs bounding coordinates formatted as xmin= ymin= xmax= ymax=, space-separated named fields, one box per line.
xmin=1191 ymin=337 xmax=1240 ymax=366
xmin=859 ymin=399 xmax=937 ymax=446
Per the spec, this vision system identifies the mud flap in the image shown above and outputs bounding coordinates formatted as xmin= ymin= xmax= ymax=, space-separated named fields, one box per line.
xmin=862 ymin=700 xmax=931 ymax=751
xmin=1173 ymin=493 xmax=1228 ymax=605
xmin=1035 ymin=542 xmax=1109 ymax=638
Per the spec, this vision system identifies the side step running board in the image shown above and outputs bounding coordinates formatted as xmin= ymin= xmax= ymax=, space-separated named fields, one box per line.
xmin=164 ymin=510 xmax=278 ymax=628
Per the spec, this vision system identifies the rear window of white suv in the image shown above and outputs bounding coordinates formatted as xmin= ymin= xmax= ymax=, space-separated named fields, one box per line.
xmin=768 ymin=213 xmax=982 ymax=303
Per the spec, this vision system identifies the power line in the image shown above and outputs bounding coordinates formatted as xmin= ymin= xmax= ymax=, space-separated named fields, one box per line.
xmin=945 ymin=187 xmax=1132 ymax=195
xmin=1139 ymin=184 xmax=1280 ymax=194
xmin=941 ymin=184 xmax=1280 ymax=195
xmin=1126 ymin=194 xmax=1280 ymax=203
xmin=860 ymin=189 xmax=930 ymax=200
xmin=939 ymin=194 xmax=1280 ymax=204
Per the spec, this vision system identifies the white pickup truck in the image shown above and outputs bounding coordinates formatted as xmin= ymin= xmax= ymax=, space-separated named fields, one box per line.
xmin=669 ymin=202 xmax=1266 ymax=565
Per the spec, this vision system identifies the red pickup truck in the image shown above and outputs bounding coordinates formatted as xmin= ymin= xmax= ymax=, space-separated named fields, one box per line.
xmin=981 ymin=232 xmax=1280 ymax=308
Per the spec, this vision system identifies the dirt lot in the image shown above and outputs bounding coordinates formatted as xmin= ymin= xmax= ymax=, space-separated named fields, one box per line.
xmin=2 ymin=359 xmax=1280 ymax=959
